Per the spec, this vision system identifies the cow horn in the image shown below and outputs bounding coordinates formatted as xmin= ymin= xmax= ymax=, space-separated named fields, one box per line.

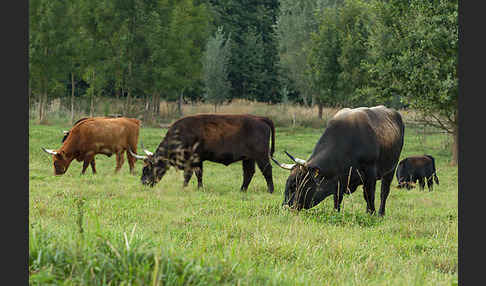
xmin=128 ymin=147 xmax=148 ymax=160
xmin=140 ymin=142 xmax=154 ymax=156
xmin=271 ymin=156 xmax=296 ymax=170
xmin=284 ymin=151 xmax=306 ymax=165
xmin=41 ymin=147 xmax=57 ymax=155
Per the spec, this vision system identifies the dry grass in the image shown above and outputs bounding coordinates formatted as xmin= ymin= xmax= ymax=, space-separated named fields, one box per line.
xmin=31 ymin=97 xmax=428 ymax=131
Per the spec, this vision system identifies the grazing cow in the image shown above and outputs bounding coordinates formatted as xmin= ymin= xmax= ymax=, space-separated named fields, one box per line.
xmin=42 ymin=117 xmax=141 ymax=175
xmin=129 ymin=113 xmax=275 ymax=193
xmin=396 ymin=155 xmax=439 ymax=191
xmin=272 ymin=105 xmax=405 ymax=216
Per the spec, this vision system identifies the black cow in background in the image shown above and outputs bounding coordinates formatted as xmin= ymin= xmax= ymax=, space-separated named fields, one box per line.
xmin=396 ymin=155 xmax=439 ymax=191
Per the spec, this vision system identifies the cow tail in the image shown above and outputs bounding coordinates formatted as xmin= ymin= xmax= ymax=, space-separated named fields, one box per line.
xmin=425 ymin=154 xmax=439 ymax=185
xmin=261 ymin=117 xmax=275 ymax=156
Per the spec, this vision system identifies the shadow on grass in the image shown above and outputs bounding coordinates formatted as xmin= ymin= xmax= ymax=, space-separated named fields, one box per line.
xmin=297 ymin=207 xmax=384 ymax=227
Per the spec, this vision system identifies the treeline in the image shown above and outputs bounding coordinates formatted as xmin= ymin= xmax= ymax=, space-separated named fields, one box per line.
xmin=29 ymin=0 xmax=458 ymax=163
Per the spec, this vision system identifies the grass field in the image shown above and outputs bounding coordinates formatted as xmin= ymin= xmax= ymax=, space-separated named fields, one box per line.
xmin=29 ymin=120 xmax=458 ymax=285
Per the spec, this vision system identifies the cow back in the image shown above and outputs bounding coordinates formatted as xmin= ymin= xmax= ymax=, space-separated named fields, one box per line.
xmin=308 ymin=106 xmax=404 ymax=179
xmin=161 ymin=114 xmax=273 ymax=163
xmin=61 ymin=117 xmax=140 ymax=155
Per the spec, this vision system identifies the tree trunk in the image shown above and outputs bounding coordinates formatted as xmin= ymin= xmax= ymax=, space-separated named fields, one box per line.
xmin=451 ymin=127 xmax=458 ymax=166
xmin=38 ymin=76 xmax=47 ymax=124
xmin=125 ymin=62 xmax=132 ymax=116
xmin=71 ymin=72 xmax=75 ymax=124
xmin=38 ymin=93 xmax=43 ymax=124
xmin=121 ymin=86 xmax=125 ymax=116
xmin=317 ymin=102 xmax=323 ymax=120
xmin=90 ymin=70 xmax=95 ymax=117
xmin=115 ymin=87 xmax=120 ymax=115
xmin=178 ymin=91 xmax=183 ymax=117
xmin=151 ymin=92 xmax=160 ymax=122
xmin=39 ymin=47 xmax=48 ymax=124
xmin=143 ymin=95 xmax=150 ymax=124
xmin=28 ymin=80 xmax=32 ymax=112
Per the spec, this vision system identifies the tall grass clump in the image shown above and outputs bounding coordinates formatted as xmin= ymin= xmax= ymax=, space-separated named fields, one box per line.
xmin=29 ymin=223 xmax=242 ymax=285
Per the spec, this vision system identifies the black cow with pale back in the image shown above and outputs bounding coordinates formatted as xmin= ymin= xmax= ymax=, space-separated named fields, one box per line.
xmin=272 ymin=105 xmax=405 ymax=216
xmin=396 ymin=155 xmax=439 ymax=191
xmin=129 ymin=113 xmax=276 ymax=193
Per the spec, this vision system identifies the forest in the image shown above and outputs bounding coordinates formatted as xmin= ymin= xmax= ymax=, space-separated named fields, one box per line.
xmin=29 ymin=0 xmax=458 ymax=164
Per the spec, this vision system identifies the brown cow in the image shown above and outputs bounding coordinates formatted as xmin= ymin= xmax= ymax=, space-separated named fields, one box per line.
xmin=129 ymin=113 xmax=275 ymax=193
xmin=42 ymin=117 xmax=141 ymax=175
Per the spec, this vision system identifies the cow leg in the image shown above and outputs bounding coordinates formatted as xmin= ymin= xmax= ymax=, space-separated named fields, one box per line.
xmin=378 ymin=170 xmax=395 ymax=216
xmin=90 ymin=159 xmax=97 ymax=174
xmin=418 ymin=177 xmax=425 ymax=190
xmin=194 ymin=163 xmax=203 ymax=189
xmin=241 ymin=159 xmax=255 ymax=192
xmin=256 ymin=158 xmax=274 ymax=193
xmin=426 ymin=176 xmax=434 ymax=192
xmin=115 ymin=151 xmax=125 ymax=173
xmin=405 ymin=179 xmax=412 ymax=190
xmin=183 ymin=169 xmax=193 ymax=187
xmin=362 ymin=168 xmax=377 ymax=214
xmin=82 ymin=160 xmax=90 ymax=175
xmin=333 ymin=192 xmax=344 ymax=212
xmin=81 ymin=155 xmax=95 ymax=175
xmin=126 ymin=148 xmax=137 ymax=175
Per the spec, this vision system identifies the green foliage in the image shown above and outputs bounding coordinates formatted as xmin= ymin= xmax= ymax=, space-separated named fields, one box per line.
xmin=276 ymin=0 xmax=319 ymax=106
xmin=307 ymin=0 xmax=374 ymax=108
xmin=29 ymin=0 xmax=71 ymax=98
xmin=29 ymin=0 xmax=457 ymax=137
xmin=363 ymin=0 xmax=458 ymax=122
xmin=202 ymin=26 xmax=232 ymax=110
xmin=308 ymin=5 xmax=342 ymax=106
xmin=210 ymin=0 xmax=281 ymax=103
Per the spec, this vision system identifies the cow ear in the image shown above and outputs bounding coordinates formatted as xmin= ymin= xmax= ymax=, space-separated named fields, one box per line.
xmin=55 ymin=151 xmax=67 ymax=160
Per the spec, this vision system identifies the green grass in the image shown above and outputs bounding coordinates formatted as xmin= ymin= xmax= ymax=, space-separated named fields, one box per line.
xmin=29 ymin=121 xmax=458 ymax=285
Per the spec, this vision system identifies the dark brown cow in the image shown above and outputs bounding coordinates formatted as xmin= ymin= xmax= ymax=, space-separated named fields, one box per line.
xmin=42 ymin=117 xmax=141 ymax=175
xmin=129 ymin=113 xmax=275 ymax=193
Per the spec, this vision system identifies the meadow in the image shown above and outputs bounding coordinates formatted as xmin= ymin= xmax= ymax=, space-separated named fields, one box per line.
xmin=29 ymin=117 xmax=458 ymax=285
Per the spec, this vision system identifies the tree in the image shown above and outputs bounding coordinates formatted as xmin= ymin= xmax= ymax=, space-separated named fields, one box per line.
xmin=208 ymin=0 xmax=281 ymax=103
xmin=336 ymin=0 xmax=372 ymax=107
xmin=165 ymin=0 xmax=211 ymax=116
xmin=29 ymin=0 xmax=70 ymax=123
xmin=364 ymin=0 xmax=458 ymax=165
xmin=202 ymin=27 xmax=232 ymax=111
xmin=308 ymin=6 xmax=343 ymax=115
xmin=276 ymin=0 xmax=329 ymax=107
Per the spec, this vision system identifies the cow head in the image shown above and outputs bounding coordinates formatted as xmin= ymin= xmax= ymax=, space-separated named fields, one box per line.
xmin=41 ymin=148 xmax=73 ymax=175
xmin=272 ymin=151 xmax=334 ymax=210
xmin=129 ymin=147 xmax=169 ymax=187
